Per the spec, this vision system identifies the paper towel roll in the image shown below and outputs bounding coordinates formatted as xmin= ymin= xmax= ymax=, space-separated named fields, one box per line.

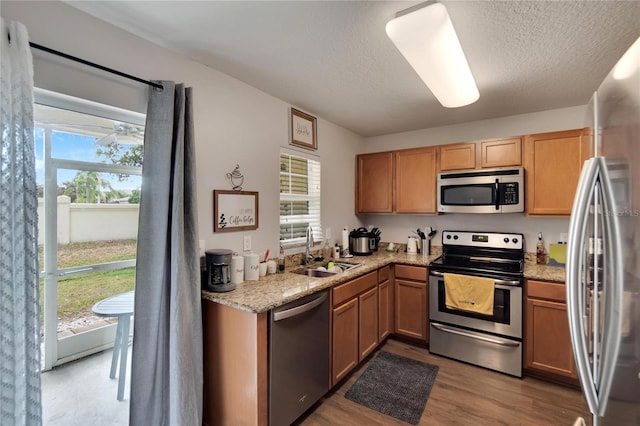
xmin=342 ymin=227 xmax=349 ymax=255
xmin=244 ymin=254 xmax=259 ymax=281
xmin=231 ymin=256 xmax=244 ymax=284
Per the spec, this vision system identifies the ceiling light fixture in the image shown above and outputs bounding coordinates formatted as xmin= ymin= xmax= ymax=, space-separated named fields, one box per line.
xmin=386 ymin=2 xmax=479 ymax=108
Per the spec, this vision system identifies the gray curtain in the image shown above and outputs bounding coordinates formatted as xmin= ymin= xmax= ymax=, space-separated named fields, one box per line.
xmin=130 ymin=81 xmax=202 ymax=425
xmin=0 ymin=18 xmax=42 ymax=426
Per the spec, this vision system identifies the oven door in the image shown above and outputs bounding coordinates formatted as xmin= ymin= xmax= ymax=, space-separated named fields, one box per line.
xmin=428 ymin=271 xmax=522 ymax=339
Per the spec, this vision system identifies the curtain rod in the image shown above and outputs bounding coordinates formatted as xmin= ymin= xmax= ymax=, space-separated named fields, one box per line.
xmin=29 ymin=42 xmax=164 ymax=90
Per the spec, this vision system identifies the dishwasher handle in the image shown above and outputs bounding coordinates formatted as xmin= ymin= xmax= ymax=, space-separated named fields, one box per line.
xmin=273 ymin=292 xmax=328 ymax=322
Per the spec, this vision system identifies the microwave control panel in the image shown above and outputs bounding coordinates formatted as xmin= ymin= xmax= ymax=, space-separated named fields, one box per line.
xmin=499 ymin=183 xmax=519 ymax=204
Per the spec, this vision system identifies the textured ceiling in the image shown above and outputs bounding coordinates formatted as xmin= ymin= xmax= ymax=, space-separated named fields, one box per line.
xmin=65 ymin=1 xmax=640 ymax=137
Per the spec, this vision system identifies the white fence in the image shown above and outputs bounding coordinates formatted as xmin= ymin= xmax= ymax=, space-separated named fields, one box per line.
xmin=38 ymin=196 xmax=140 ymax=244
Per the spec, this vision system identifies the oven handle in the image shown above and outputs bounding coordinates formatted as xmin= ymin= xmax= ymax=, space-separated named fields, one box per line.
xmin=429 ymin=270 xmax=520 ymax=286
xmin=431 ymin=322 xmax=520 ymax=347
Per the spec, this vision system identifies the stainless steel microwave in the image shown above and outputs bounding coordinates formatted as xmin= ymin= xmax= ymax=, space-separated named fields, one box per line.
xmin=437 ymin=167 xmax=524 ymax=213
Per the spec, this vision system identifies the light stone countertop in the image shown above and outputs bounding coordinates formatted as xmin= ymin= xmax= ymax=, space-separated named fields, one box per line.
xmin=201 ymin=246 xmax=567 ymax=313
xmin=523 ymin=262 xmax=566 ymax=283
xmin=201 ymin=248 xmax=441 ymax=313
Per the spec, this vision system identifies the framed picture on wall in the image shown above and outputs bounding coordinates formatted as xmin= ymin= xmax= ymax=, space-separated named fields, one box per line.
xmin=290 ymin=108 xmax=317 ymax=150
xmin=213 ymin=190 xmax=259 ymax=232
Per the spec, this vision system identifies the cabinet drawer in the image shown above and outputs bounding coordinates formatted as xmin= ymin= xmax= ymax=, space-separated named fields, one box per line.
xmin=394 ymin=265 xmax=426 ymax=282
xmin=333 ymin=271 xmax=377 ymax=306
xmin=378 ymin=266 xmax=390 ymax=283
xmin=527 ymin=279 xmax=566 ymax=302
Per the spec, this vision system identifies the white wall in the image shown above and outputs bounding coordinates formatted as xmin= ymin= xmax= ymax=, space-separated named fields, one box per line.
xmin=2 ymin=1 xmax=365 ymax=258
xmin=361 ymin=106 xmax=588 ymax=252
xmin=37 ymin=197 xmax=140 ymax=244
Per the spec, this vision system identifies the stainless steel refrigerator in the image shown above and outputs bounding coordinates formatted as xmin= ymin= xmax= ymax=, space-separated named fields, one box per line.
xmin=567 ymin=36 xmax=640 ymax=426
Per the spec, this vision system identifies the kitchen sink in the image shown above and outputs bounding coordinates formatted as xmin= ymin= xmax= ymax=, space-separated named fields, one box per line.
xmin=291 ymin=261 xmax=362 ymax=278
xmin=292 ymin=269 xmax=337 ymax=278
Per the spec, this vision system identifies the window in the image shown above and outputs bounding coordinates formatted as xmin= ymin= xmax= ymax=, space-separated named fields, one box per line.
xmin=279 ymin=150 xmax=322 ymax=246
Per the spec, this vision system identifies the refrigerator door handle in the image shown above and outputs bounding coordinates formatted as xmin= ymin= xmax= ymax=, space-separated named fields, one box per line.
xmin=594 ymin=159 xmax=624 ymax=416
xmin=567 ymin=157 xmax=601 ymax=414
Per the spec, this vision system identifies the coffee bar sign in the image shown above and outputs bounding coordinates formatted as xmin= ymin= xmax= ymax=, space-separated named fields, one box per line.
xmin=213 ymin=190 xmax=259 ymax=232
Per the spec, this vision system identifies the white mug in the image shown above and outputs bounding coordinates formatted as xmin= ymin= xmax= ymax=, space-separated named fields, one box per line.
xmin=266 ymin=260 xmax=277 ymax=274
xmin=258 ymin=262 xmax=267 ymax=277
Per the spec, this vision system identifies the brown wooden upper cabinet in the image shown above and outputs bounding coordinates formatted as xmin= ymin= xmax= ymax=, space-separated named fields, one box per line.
xmin=356 ymin=152 xmax=393 ymax=213
xmin=439 ymin=143 xmax=476 ymax=171
xmin=356 ymin=148 xmax=437 ymax=214
xmin=480 ymin=137 xmax=522 ymax=168
xmin=524 ymin=129 xmax=591 ymax=215
xmin=439 ymin=137 xmax=522 ymax=171
xmin=395 ymin=147 xmax=437 ymax=213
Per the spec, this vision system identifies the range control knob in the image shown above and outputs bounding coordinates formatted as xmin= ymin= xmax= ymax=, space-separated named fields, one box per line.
xmin=504 ymin=237 xmax=509 ymax=243
xmin=453 ymin=235 xmax=458 ymax=240
xmin=446 ymin=234 xmax=452 ymax=239
xmin=512 ymin=238 xmax=519 ymax=244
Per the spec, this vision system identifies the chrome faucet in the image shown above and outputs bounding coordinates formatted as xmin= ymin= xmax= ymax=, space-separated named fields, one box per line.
xmin=304 ymin=225 xmax=314 ymax=264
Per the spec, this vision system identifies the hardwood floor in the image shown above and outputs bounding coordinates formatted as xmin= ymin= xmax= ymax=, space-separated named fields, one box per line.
xmin=300 ymin=338 xmax=591 ymax=425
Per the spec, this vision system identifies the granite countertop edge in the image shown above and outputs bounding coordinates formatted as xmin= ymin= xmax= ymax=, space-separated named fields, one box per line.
xmin=201 ymin=249 xmax=566 ymax=314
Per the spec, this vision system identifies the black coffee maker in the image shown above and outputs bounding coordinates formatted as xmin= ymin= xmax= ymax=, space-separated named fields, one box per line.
xmin=204 ymin=249 xmax=235 ymax=292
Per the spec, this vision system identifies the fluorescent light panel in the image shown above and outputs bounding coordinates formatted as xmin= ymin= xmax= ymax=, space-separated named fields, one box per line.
xmin=386 ymin=2 xmax=479 ymax=108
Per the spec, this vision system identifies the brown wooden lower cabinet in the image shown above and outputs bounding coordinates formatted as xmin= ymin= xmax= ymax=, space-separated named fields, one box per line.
xmin=332 ymin=297 xmax=359 ymax=385
xmin=202 ymin=300 xmax=268 ymax=426
xmin=358 ymin=286 xmax=379 ymax=360
xmin=525 ymin=279 xmax=578 ymax=384
xmin=378 ymin=280 xmax=392 ymax=341
xmin=394 ymin=264 xmax=428 ymax=344
xmin=395 ymin=279 xmax=428 ymax=342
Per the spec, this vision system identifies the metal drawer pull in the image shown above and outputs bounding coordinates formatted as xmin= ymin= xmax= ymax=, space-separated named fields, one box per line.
xmin=273 ymin=293 xmax=327 ymax=322
xmin=429 ymin=270 xmax=520 ymax=286
xmin=431 ymin=322 xmax=520 ymax=347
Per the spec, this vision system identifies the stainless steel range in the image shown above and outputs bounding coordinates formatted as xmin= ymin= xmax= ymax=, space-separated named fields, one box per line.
xmin=428 ymin=230 xmax=524 ymax=377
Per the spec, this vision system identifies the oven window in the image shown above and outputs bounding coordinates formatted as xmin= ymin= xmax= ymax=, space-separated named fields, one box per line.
xmin=437 ymin=281 xmax=510 ymax=324
xmin=441 ymin=184 xmax=495 ymax=206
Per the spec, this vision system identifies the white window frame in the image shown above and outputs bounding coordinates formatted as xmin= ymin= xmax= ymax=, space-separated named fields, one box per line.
xmin=279 ymin=148 xmax=322 ymax=248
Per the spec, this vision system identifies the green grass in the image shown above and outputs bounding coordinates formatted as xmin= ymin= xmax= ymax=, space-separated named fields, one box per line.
xmin=38 ymin=240 xmax=137 ymax=323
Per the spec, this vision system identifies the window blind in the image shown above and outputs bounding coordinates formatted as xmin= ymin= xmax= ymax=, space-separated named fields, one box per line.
xmin=279 ymin=151 xmax=322 ymax=246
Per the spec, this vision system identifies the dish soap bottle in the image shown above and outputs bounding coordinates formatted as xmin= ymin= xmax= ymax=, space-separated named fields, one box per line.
xmin=278 ymin=244 xmax=285 ymax=273
xmin=323 ymin=238 xmax=332 ymax=260
xmin=536 ymin=232 xmax=546 ymax=264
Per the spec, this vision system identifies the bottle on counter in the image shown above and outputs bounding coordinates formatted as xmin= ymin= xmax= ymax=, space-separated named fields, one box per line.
xmin=536 ymin=232 xmax=546 ymax=265
xmin=323 ymin=238 xmax=332 ymax=260
xmin=278 ymin=244 xmax=285 ymax=273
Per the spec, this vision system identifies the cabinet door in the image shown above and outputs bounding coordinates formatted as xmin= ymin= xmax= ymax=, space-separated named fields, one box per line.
xmin=439 ymin=143 xmax=476 ymax=171
xmin=525 ymin=298 xmax=577 ymax=379
xmin=394 ymin=279 xmax=427 ymax=342
xmin=332 ymin=298 xmax=359 ymax=384
xmin=378 ymin=280 xmax=391 ymax=341
xmin=524 ymin=129 xmax=591 ymax=215
xmin=358 ymin=287 xmax=378 ymax=360
xmin=395 ymin=147 xmax=437 ymax=213
xmin=481 ymin=137 xmax=522 ymax=168
xmin=356 ymin=152 xmax=393 ymax=213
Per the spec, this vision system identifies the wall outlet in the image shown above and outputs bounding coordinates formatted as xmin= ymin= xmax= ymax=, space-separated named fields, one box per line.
xmin=560 ymin=233 xmax=568 ymax=244
xmin=243 ymin=235 xmax=251 ymax=251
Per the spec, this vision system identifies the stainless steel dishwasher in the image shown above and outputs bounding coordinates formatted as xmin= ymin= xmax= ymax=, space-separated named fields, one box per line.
xmin=269 ymin=290 xmax=329 ymax=426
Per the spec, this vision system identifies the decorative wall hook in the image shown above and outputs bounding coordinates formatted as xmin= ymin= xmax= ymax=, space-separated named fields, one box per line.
xmin=226 ymin=164 xmax=244 ymax=191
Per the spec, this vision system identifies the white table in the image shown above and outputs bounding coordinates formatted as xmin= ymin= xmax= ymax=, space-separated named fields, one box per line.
xmin=92 ymin=291 xmax=134 ymax=401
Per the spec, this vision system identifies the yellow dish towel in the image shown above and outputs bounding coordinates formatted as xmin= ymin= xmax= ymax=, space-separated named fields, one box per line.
xmin=444 ymin=273 xmax=495 ymax=316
